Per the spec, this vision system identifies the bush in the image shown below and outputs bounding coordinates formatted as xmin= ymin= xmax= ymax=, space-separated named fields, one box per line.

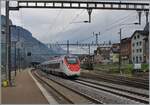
xmin=125 ymin=64 xmax=133 ymax=74
xmin=141 ymin=64 xmax=149 ymax=72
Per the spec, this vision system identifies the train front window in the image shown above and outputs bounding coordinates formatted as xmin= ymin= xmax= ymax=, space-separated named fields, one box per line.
xmin=66 ymin=57 xmax=78 ymax=64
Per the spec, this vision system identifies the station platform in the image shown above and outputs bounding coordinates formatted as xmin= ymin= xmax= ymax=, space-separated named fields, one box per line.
xmin=1 ymin=69 xmax=50 ymax=104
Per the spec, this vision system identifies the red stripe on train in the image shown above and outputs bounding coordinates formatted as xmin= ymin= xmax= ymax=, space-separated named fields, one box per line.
xmin=68 ymin=64 xmax=80 ymax=71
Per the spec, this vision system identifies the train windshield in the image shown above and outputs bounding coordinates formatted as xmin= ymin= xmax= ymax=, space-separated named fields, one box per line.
xmin=66 ymin=57 xmax=78 ymax=64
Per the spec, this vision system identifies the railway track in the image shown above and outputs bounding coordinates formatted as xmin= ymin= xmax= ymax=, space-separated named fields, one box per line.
xmin=74 ymin=78 xmax=149 ymax=104
xmin=78 ymin=78 xmax=149 ymax=97
xmin=37 ymin=70 xmax=143 ymax=104
xmin=32 ymin=70 xmax=102 ymax=104
xmin=94 ymin=71 xmax=149 ymax=84
xmin=81 ymin=71 xmax=149 ymax=89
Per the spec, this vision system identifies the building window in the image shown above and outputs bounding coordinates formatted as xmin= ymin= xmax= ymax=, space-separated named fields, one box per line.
xmin=133 ymin=57 xmax=135 ymax=61
xmin=132 ymin=43 xmax=134 ymax=47
xmin=136 ymin=56 xmax=138 ymax=63
xmin=139 ymin=56 xmax=142 ymax=62
xmin=139 ymin=49 xmax=142 ymax=52
xmin=134 ymin=36 xmax=136 ymax=39
xmin=136 ymin=42 xmax=138 ymax=46
xmin=137 ymin=49 xmax=139 ymax=53
xmin=137 ymin=35 xmax=140 ymax=39
xmin=1 ymin=31 xmax=5 ymax=34
xmin=139 ymin=41 xmax=142 ymax=46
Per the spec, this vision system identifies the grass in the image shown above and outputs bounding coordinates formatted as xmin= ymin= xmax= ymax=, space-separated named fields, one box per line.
xmin=93 ymin=63 xmax=149 ymax=75
xmin=81 ymin=62 xmax=149 ymax=77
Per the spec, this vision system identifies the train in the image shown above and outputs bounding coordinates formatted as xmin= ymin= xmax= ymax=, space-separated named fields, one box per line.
xmin=38 ymin=55 xmax=80 ymax=77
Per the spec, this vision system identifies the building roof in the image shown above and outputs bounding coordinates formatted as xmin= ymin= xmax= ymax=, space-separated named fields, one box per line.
xmin=111 ymin=47 xmax=120 ymax=53
xmin=131 ymin=23 xmax=149 ymax=39
xmin=121 ymin=37 xmax=131 ymax=43
xmin=112 ymin=43 xmax=120 ymax=46
xmin=131 ymin=30 xmax=149 ymax=39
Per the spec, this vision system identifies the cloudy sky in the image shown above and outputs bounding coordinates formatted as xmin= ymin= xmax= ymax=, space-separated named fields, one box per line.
xmin=1 ymin=0 xmax=149 ymax=44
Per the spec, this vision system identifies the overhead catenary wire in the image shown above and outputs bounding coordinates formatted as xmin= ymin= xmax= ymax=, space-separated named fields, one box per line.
xmin=97 ymin=10 xmax=147 ymax=36
xmin=59 ymin=9 xmax=85 ymax=34
xmin=100 ymin=13 xmax=146 ymax=36
xmin=49 ymin=9 xmax=63 ymax=32
xmin=51 ymin=9 xmax=86 ymax=42
xmin=103 ymin=12 xmax=136 ymax=30
xmin=70 ymin=11 xmax=139 ymax=44
xmin=53 ymin=9 xmax=139 ymax=44
xmin=67 ymin=11 xmax=137 ymax=43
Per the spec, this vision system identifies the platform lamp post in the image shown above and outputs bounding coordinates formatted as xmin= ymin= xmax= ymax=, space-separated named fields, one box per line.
xmin=118 ymin=22 xmax=140 ymax=75
xmin=11 ymin=41 xmax=17 ymax=76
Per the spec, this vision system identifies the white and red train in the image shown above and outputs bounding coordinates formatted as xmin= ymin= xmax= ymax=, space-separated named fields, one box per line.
xmin=39 ymin=55 xmax=80 ymax=77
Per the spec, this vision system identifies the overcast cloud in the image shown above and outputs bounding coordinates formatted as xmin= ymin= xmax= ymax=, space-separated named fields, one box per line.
xmin=1 ymin=0 xmax=148 ymax=44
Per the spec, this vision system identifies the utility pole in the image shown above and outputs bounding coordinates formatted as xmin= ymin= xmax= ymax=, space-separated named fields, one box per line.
xmin=76 ymin=41 xmax=79 ymax=46
xmin=88 ymin=43 xmax=93 ymax=70
xmin=93 ymin=32 xmax=100 ymax=45
xmin=119 ymin=28 xmax=122 ymax=75
xmin=6 ymin=1 xmax=12 ymax=86
xmin=67 ymin=40 xmax=69 ymax=55
xmin=88 ymin=44 xmax=90 ymax=55
xmin=88 ymin=43 xmax=91 ymax=69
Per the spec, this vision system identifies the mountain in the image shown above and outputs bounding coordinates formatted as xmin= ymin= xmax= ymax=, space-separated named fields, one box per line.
xmin=10 ymin=25 xmax=69 ymax=68
xmin=47 ymin=44 xmax=67 ymax=55
xmin=1 ymin=15 xmax=66 ymax=68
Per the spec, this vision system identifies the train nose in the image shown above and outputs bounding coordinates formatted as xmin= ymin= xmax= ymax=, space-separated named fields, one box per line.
xmin=69 ymin=65 xmax=80 ymax=71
